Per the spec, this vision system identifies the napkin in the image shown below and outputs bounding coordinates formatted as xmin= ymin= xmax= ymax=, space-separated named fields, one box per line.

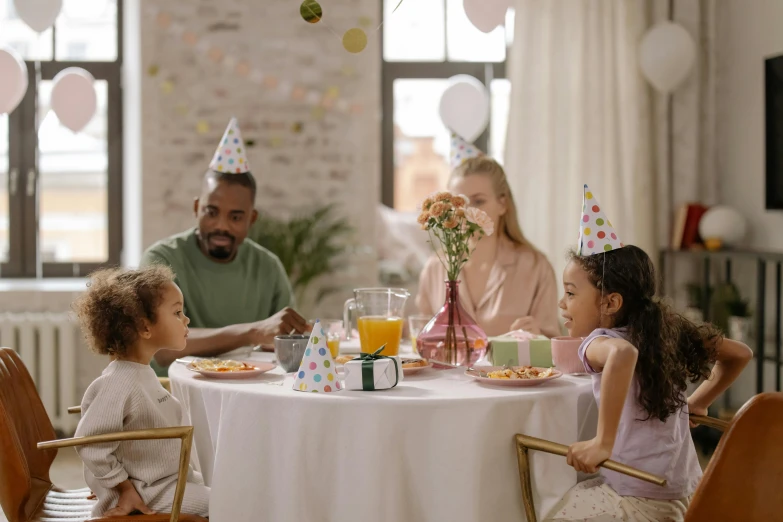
xmin=293 ymin=320 xmax=341 ymax=393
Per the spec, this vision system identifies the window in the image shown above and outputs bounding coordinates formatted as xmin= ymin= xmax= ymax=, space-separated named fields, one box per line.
xmin=382 ymin=0 xmax=514 ymax=211
xmin=0 ymin=0 xmax=122 ymax=277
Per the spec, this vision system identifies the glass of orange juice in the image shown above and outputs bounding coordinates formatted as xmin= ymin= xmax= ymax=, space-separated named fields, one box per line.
xmin=344 ymin=288 xmax=410 ymax=356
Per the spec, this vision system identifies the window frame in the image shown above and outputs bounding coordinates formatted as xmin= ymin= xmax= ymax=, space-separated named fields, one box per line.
xmin=380 ymin=1 xmax=508 ymax=208
xmin=2 ymin=0 xmax=123 ymax=278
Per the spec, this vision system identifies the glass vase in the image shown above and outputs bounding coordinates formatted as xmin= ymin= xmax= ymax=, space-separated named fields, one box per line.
xmin=416 ymin=280 xmax=488 ymax=366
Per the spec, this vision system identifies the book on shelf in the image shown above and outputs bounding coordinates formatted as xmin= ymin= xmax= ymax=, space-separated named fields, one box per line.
xmin=671 ymin=203 xmax=709 ymax=250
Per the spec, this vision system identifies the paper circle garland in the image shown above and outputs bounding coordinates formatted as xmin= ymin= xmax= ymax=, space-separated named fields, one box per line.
xmin=50 ymin=67 xmax=98 ymax=133
xmin=342 ymin=28 xmax=368 ymax=53
xmin=639 ymin=22 xmax=696 ymax=93
xmin=0 ymin=47 xmax=28 ymax=115
xmin=13 ymin=0 xmax=63 ymax=33
xmin=300 ymin=0 xmax=322 ymax=23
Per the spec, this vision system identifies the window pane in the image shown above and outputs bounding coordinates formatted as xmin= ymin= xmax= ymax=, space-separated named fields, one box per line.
xmin=56 ymin=0 xmax=117 ymax=61
xmin=38 ymin=80 xmax=108 ymax=263
xmin=393 ymin=79 xmax=451 ymax=212
xmin=383 ymin=0 xmax=445 ymax=62
xmin=0 ymin=114 xmax=8 ymax=263
xmin=0 ymin=0 xmax=54 ymax=60
xmin=445 ymin=0 xmax=506 ymax=62
xmin=489 ymin=79 xmax=510 ymax=165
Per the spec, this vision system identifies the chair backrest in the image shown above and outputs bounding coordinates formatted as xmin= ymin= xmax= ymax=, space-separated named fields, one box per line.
xmin=686 ymin=392 xmax=783 ymax=522
xmin=0 ymin=348 xmax=57 ymax=522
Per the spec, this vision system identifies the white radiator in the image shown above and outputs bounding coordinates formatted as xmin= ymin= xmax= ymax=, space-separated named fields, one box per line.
xmin=0 ymin=313 xmax=79 ymax=434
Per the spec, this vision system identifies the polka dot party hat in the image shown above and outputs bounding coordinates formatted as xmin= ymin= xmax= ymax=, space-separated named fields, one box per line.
xmin=292 ymin=320 xmax=342 ymax=393
xmin=450 ymin=132 xmax=484 ymax=169
xmin=577 ymin=184 xmax=624 ymax=256
xmin=208 ymin=117 xmax=251 ymax=174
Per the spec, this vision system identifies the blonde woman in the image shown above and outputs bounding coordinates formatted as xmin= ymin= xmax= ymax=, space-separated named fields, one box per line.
xmin=416 ymin=139 xmax=560 ymax=338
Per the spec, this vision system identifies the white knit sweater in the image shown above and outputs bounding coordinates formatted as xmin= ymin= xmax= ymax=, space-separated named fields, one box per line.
xmin=75 ymin=360 xmax=209 ymax=517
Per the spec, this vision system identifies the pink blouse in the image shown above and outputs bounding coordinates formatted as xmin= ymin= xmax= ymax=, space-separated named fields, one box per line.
xmin=415 ymin=238 xmax=561 ymax=338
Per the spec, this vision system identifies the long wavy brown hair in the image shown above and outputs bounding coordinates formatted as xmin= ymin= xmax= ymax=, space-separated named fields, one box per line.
xmin=570 ymin=245 xmax=720 ymax=422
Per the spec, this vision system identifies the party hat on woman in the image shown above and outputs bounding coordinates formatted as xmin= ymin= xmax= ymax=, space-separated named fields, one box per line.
xmin=449 ymin=132 xmax=484 ymax=169
xmin=293 ymin=320 xmax=341 ymax=393
xmin=577 ymin=184 xmax=624 ymax=256
xmin=208 ymin=117 xmax=251 ymax=174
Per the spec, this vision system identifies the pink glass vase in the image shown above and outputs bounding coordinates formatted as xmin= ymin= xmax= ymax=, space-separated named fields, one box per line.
xmin=416 ymin=280 xmax=488 ymax=366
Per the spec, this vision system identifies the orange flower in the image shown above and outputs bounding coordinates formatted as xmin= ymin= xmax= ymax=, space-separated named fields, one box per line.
xmin=455 ymin=208 xmax=465 ymax=218
xmin=421 ymin=197 xmax=434 ymax=210
xmin=435 ymin=191 xmax=453 ymax=202
xmin=417 ymin=211 xmax=430 ymax=225
xmin=429 ymin=201 xmax=447 ymax=218
xmin=443 ymin=215 xmax=459 ymax=229
xmin=451 ymin=194 xmax=468 ymax=208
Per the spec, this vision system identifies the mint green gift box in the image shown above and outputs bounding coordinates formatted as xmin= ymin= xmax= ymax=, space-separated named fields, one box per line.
xmin=489 ymin=336 xmax=553 ymax=367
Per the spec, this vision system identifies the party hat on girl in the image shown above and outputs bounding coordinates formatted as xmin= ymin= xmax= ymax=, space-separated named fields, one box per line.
xmin=450 ymin=132 xmax=484 ymax=169
xmin=577 ymin=184 xmax=624 ymax=256
xmin=208 ymin=117 xmax=251 ymax=174
xmin=293 ymin=320 xmax=341 ymax=393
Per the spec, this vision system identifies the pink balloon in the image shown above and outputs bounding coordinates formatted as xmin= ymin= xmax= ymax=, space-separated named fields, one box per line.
xmin=0 ymin=47 xmax=29 ymax=115
xmin=50 ymin=67 xmax=97 ymax=133
xmin=462 ymin=0 xmax=509 ymax=34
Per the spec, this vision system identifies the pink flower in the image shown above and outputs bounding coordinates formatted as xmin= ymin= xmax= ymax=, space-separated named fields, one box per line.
xmin=464 ymin=207 xmax=494 ymax=236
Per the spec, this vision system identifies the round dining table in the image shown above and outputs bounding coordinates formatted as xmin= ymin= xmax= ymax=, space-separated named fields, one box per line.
xmin=170 ymin=351 xmax=597 ymax=522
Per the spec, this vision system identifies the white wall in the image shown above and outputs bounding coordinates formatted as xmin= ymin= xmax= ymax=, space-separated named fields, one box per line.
xmin=717 ymin=0 xmax=783 ymax=247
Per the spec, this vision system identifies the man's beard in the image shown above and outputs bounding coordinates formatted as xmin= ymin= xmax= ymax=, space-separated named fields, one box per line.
xmin=206 ymin=232 xmax=235 ymax=259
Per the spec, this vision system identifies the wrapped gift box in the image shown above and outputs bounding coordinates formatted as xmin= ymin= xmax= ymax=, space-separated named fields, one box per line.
xmin=490 ymin=336 xmax=553 ymax=367
xmin=343 ymin=355 xmax=404 ymax=391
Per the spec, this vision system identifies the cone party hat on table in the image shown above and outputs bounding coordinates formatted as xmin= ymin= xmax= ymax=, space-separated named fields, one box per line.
xmin=449 ymin=132 xmax=484 ymax=169
xmin=208 ymin=117 xmax=251 ymax=174
xmin=577 ymin=184 xmax=624 ymax=256
xmin=292 ymin=320 xmax=341 ymax=393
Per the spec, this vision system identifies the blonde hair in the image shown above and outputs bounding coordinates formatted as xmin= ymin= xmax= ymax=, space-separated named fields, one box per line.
xmin=450 ymin=157 xmax=527 ymax=247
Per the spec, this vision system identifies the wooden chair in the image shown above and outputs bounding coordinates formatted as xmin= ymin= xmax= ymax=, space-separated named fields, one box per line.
xmin=515 ymin=392 xmax=783 ymax=522
xmin=0 ymin=348 xmax=207 ymax=522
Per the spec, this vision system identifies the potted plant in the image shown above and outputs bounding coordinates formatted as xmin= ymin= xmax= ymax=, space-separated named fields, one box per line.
xmin=247 ymin=204 xmax=354 ymax=316
xmin=684 ymin=283 xmax=708 ymax=323
xmin=726 ymin=297 xmax=752 ymax=343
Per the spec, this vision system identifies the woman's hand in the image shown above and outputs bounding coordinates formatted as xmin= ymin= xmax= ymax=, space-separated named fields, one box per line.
xmin=510 ymin=316 xmax=542 ymax=335
xmin=104 ymin=481 xmax=154 ymax=517
xmin=687 ymin=397 xmax=708 ymax=428
xmin=567 ymin=437 xmax=613 ymax=474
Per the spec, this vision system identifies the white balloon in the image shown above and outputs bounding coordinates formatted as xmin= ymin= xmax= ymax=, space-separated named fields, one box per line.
xmin=698 ymin=206 xmax=747 ymax=246
xmin=0 ymin=47 xmax=28 ymax=115
xmin=13 ymin=0 xmax=63 ymax=33
xmin=439 ymin=75 xmax=490 ymax=143
xmin=463 ymin=0 xmax=508 ymax=34
xmin=639 ymin=22 xmax=696 ymax=93
xmin=50 ymin=68 xmax=97 ymax=133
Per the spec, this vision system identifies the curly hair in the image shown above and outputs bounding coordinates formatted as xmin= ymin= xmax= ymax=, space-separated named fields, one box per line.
xmin=570 ymin=245 xmax=720 ymax=422
xmin=72 ymin=265 xmax=175 ymax=357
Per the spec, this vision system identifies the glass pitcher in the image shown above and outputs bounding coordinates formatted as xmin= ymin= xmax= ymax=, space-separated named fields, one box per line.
xmin=344 ymin=288 xmax=410 ymax=356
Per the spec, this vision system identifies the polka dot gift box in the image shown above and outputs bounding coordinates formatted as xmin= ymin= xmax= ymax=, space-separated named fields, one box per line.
xmin=577 ymin=184 xmax=624 ymax=256
xmin=292 ymin=320 xmax=341 ymax=393
xmin=208 ymin=117 xmax=251 ymax=174
xmin=449 ymin=132 xmax=484 ymax=169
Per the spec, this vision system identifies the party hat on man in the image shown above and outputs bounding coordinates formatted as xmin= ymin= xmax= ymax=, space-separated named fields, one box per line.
xmin=577 ymin=184 xmax=624 ymax=256
xmin=208 ymin=117 xmax=251 ymax=174
xmin=449 ymin=132 xmax=484 ymax=169
xmin=293 ymin=320 xmax=341 ymax=393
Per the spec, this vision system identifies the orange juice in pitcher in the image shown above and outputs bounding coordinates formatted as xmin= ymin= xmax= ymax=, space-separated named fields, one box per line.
xmin=357 ymin=316 xmax=404 ymax=356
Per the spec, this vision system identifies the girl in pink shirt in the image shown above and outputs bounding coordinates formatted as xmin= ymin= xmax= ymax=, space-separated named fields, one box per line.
xmin=546 ymin=244 xmax=752 ymax=521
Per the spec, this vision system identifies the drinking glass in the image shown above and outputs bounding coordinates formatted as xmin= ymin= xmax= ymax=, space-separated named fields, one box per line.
xmin=408 ymin=314 xmax=431 ymax=354
xmin=344 ymin=288 xmax=410 ymax=356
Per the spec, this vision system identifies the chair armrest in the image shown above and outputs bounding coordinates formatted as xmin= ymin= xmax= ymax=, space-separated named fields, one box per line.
xmin=68 ymin=406 xmax=81 ymax=415
xmin=37 ymin=426 xmax=194 ymax=522
xmin=514 ymin=434 xmax=666 ymax=522
xmin=689 ymin=413 xmax=729 ymax=432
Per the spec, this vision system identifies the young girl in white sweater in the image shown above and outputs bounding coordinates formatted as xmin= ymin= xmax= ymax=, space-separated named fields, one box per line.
xmin=72 ymin=265 xmax=210 ymax=518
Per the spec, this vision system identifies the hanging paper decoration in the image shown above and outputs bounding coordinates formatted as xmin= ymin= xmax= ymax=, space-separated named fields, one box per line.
xmin=300 ymin=0 xmax=322 ymax=23
xmin=462 ymin=0 xmax=509 ymax=34
xmin=0 ymin=47 xmax=28 ymax=115
xmin=13 ymin=0 xmax=62 ymax=33
xmin=438 ymin=75 xmax=490 ymax=143
xmin=342 ymin=28 xmax=368 ymax=53
xmin=50 ymin=67 xmax=97 ymax=133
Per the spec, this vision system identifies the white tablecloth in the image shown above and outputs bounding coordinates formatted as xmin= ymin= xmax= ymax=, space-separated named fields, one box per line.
xmin=170 ymin=353 xmax=596 ymax=522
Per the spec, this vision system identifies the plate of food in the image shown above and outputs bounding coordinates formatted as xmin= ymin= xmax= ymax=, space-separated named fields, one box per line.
xmin=400 ymin=358 xmax=432 ymax=375
xmin=187 ymin=359 xmax=276 ymax=379
xmin=465 ymin=365 xmax=562 ymax=387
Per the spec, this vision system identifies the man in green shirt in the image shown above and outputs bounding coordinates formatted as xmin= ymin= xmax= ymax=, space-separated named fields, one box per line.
xmin=141 ymin=118 xmax=309 ymax=375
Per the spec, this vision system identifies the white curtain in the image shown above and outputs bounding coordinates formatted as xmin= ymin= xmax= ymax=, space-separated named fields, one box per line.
xmin=505 ymin=0 xmax=655 ymax=286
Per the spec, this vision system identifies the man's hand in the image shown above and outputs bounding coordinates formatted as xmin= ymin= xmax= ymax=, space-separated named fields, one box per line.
xmin=246 ymin=307 xmax=311 ymax=346
xmin=566 ymin=437 xmax=613 ymax=474
xmin=104 ymin=481 xmax=154 ymax=517
xmin=510 ymin=316 xmax=542 ymax=335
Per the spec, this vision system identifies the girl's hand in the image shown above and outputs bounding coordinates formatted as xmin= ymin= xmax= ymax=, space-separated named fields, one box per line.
xmin=687 ymin=397 xmax=709 ymax=428
xmin=567 ymin=438 xmax=613 ymax=474
xmin=104 ymin=481 xmax=154 ymax=517
xmin=510 ymin=316 xmax=542 ymax=335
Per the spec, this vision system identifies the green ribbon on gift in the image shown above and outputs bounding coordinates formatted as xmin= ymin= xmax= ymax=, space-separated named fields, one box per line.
xmin=353 ymin=345 xmax=400 ymax=391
